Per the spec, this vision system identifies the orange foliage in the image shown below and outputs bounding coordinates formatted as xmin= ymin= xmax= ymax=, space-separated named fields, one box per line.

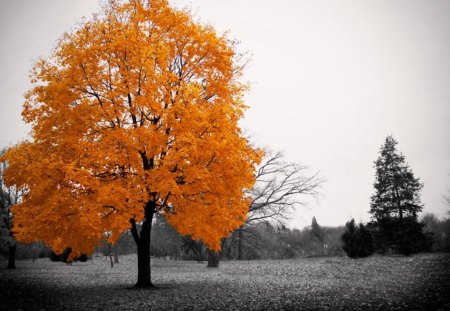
xmin=1 ymin=0 xmax=261 ymax=259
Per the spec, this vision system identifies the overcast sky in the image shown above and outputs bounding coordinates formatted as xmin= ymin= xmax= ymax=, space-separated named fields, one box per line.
xmin=1 ymin=0 xmax=449 ymax=228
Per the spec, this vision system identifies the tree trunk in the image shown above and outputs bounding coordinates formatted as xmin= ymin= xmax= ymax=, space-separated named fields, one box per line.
xmin=237 ymin=227 xmax=243 ymax=260
xmin=207 ymin=249 xmax=219 ymax=268
xmin=131 ymin=199 xmax=156 ymax=288
xmin=394 ymin=186 xmax=403 ymax=220
xmin=108 ymin=244 xmax=114 ymax=268
xmin=114 ymin=251 xmax=119 ymax=264
xmin=7 ymin=244 xmax=16 ymax=269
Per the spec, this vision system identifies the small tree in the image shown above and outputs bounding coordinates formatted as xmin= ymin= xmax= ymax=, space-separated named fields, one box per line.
xmin=310 ymin=216 xmax=324 ymax=256
xmin=342 ymin=219 xmax=374 ymax=258
xmin=422 ymin=213 xmax=442 ymax=252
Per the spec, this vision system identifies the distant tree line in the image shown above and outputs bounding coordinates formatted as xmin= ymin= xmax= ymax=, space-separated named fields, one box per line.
xmin=135 ymin=215 xmax=346 ymax=261
xmin=421 ymin=213 xmax=450 ymax=252
xmin=4 ymin=210 xmax=450 ymax=263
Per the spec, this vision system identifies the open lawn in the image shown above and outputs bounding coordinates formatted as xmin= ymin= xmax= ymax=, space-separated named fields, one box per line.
xmin=1 ymin=253 xmax=449 ymax=311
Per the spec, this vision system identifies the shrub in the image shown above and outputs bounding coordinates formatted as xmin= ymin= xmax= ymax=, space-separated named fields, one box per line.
xmin=76 ymin=254 xmax=88 ymax=262
xmin=342 ymin=219 xmax=374 ymax=258
xmin=50 ymin=247 xmax=72 ymax=263
xmin=371 ymin=217 xmax=433 ymax=255
xmin=396 ymin=218 xmax=433 ymax=255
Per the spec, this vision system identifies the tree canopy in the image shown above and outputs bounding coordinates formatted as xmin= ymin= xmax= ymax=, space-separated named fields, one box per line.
xmin=1 ymin=0 xmax=260 ymax=261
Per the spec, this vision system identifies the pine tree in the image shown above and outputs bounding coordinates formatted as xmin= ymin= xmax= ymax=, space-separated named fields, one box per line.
xmin=310 ymin=216 xmax=324 ymax=243
xmin=370 ymin=136 xmax=423 ymax=220
xmin=370 ymin=136 xmax=429 ymax=254
xmin=310 ymin=216 xmax=324 ymax=256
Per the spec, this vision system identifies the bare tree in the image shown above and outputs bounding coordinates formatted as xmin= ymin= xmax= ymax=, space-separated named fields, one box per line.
xmin=237 ymin=149 xmax=323 ymax=259
xmin=0 ymin=148 xmax=25 ymax=269
xmin=203 ymin=149 xmax=323 ymax=265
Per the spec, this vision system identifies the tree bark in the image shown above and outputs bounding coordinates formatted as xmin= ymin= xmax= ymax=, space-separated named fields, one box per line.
xmin=394 ymin=186 xmax=403 ymax=220
xmin=131 ymin=199 xmax=156 ymax=288
xmin=237 ymin=227 xmax=243 ymax=260
xmin=108 ymin=243 xmax=114 ymax=268
xmin=207 ymin=249 xmax=219 ymax=268
xmin=7 ymin=244 xmax=16 ymax=269
xmin=114 ymin=251 xmax=119 ymax=264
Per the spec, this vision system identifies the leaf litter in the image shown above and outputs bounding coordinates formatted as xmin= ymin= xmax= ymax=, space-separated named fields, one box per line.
xmin=0 ymin=253 xmax=449 ymax=310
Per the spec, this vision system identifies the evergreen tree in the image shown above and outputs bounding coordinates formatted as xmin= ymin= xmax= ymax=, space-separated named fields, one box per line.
xmin=370 ymin=136 xmax=429 ymax=254
xmin=310 ymin=216 xmax=324 ymax=243
xmin=370 ymin=136 xmax=423 ymax=220
xmin=310 ymin=216 xmax=324 ymax=256
xmin=342 ymin=219 xmax=374 ymax=258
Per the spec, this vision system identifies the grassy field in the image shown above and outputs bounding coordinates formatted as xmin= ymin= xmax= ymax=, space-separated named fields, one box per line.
xmin=1 ymin=253 xmax=449 ymax=311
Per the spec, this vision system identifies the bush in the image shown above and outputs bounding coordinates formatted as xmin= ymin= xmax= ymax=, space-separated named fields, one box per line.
xmin=75 ymin=254 xmax=88 ymax=262
xmin=39 ymin=248 xmax=52 ymax=258
xmin=50 ymin=248 xmax=72 ymax=263
xmin=50 ymin=249 xmax=89 ymax=262
xmin=372 ymin=217 xmax=433 ymax=255
xmin=396 ymin=218 xmax=433 ymax=255
xmin=342 ymin=219 xmax=374 ymax=258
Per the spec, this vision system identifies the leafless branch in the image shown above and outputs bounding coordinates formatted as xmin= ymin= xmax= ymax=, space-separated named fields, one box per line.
xmin=245 ymin=149 xmax=323 ymax=227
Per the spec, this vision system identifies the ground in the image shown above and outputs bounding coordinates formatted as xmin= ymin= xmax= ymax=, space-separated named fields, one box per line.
xmin=1 ymin=253 xmax=449 ymax=311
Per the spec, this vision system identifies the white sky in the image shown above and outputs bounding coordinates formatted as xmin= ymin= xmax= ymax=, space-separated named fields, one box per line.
xmin=1 ymin=0 xmax=449 ymax=228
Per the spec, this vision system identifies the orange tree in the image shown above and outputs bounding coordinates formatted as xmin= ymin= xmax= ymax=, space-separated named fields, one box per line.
xmin=1 ymin=0 xmax=260 ymax=288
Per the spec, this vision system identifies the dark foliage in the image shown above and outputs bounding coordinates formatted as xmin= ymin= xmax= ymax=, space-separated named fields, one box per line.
xmin=0 ymin=148 xmax=24 ymax=269
xmin=76 ymin=254 xmax=88 ymax=262
xmin=342 ymin=219 xmax=374 ymax=258
xmin=50 ymin=248 xmax=88 ymax=262
xmin=422 ymin=213 xmax=450 ymax=252
xmin=50 ymin=248 xmax=72 ymax=263
xmin=181 ymin=236 xmax=205 ymax=262
xmin=372 ymin=217 xmax=432 ymax=255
